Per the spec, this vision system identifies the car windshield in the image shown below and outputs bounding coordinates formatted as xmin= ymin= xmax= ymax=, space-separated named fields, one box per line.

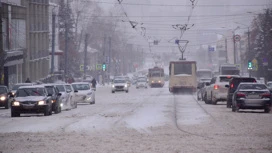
xmin=72 ymin=84 xmax=90 ymax=90
xmin=56 ymin=85 xmax=65 ymax=92
xmin=267 ymin=83 xmax=272 ymax=88
xmin=138 ymin=79 xmax=146 ymax=82
xmin=114 ymin=80 xmax=126 ymax=83
xmin=16 ymin=88 xmax=45 ymax=97
xmin=0 ymin=87 xmax=7 ymax=94
xmin=220 ymin=76 xmax=233 ymax=82
xmin=239 ymin=84 xmax=267 ymax=90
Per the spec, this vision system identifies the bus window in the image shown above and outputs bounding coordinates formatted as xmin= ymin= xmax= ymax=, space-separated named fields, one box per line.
xmin=174 ymin=63 xmax=192 ymax=75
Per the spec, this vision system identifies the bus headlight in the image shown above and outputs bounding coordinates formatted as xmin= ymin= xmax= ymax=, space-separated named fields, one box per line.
xmin=158 ymin=80 xmax=161 ymax=83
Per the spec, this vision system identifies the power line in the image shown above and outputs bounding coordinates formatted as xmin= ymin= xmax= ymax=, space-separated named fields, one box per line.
xmin=69 ymin=0 xmax=270 ymax=7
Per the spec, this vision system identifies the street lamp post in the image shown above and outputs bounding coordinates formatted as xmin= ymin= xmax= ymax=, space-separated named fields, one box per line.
xmin=234 ymin=22 xmax=251 ymax=77
xmin=215 ymin=33 xmax=228 ymax=63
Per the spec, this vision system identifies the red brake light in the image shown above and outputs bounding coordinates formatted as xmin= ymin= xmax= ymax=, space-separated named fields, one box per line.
xmin=260 ymin=92 xmax=271 ymax=98
xmin=236 ymin=92 xmax=246 ymax=97
xmin=227 ymin=76 xmax=231 ymax=78
xmin=214 ymin=85 xmax=219 ymax=90
xmin=230 ymin=84 xmax=234 ymax=88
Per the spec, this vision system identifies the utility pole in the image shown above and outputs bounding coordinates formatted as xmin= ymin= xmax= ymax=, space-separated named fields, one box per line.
xmin=108 ymin=37 xmax=111 ymax=77
xmin=83 ymin=33 xmax=89 ymax=79
xmin=51 ymin=13 xmax=56 ymax=74
xmin=233 ymin=33 xmax=236 ymax=64
xmin=247 ymin=27 xmax=252 ymax=77
xmin=64 ymin=19 xmax=68 ymax=82
xmin=0 ymin=2 xmax=4 ymax=85
xmin=225 ymin=38 xmax=228 ymax=63
xmin=102 ymin=36 xmax=106 ymax=84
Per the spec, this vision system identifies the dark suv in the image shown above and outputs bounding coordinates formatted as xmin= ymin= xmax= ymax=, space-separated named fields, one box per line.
xmin=226 ymin=77 xmax=256 ymax=108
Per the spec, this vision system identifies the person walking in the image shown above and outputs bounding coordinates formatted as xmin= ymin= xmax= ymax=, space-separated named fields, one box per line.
xmin=91 ymin=77 xmax=97 ymax=89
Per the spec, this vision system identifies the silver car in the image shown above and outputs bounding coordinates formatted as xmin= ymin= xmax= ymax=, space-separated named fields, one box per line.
xmin=112 ymin=79 xmax=129 ymax=93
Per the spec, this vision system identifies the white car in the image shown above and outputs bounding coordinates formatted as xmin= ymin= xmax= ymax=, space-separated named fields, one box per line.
xmin=204 ymin=75 xmax=239 ymax=104
xmin=72 ymin=82 xmax=95 ymax=104
xmin=136 ymin=77 xmax=148 ymax=89
xmin=55 ymin=84 xmax=77 ymax=110
xmin=112 ymin=79 xmax=129 ymax=93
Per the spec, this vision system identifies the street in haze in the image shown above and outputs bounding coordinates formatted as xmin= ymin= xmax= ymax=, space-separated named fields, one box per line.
xmin=1 ymin=84 xmax=271 ymax=153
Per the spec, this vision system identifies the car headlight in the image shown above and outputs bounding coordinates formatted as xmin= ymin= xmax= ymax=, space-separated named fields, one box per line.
xmin=0 ymin=96 xmax=6 ymax=101
xmin=11 ymin=92 xmax=15 ymax=95
xmin=38 ymin=100 xmax=45 ymax=105
xmin=152 ymin=81 xmax=154 ymax=83
xmin=112 ymin=85 xmax=115 ymax=88
xmin=125 ymin=84 xmax=128 ymax=88
xmin=87 ymin=92 xmax=92 ymax=95
xmin=60 ymin=103 xmax=63 ymax=107
xmin=158 ymin=80 xmax=161 ymax=83
xmin=13 ymin=101 xmax=20 ymax=106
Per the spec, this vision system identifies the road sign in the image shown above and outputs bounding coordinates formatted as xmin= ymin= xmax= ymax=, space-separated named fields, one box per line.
xmin=263 ymin=58 xmax=268 ymax=66
xmin=234 ymin=35 xmax=241 ymax=42
xmin=252 ymin=58 xmax=258 ymax=71
xmin=80 ymin=65 xmax=90 ymax=71
xmin=208 ymin=46 xmax=215 ymax=52
xmin=96 ymin=64 xmax=102 ymax=70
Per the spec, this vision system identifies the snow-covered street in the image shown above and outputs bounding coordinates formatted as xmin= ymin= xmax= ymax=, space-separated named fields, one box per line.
xmin=1 ymin=85 xmax=272 ymax=153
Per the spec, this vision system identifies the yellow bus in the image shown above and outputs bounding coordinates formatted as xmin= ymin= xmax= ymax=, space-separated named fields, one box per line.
xmin=169 ymin=60 xmax=197 ymax=93
xmin=148 ymin=67 xmax=165 ymax=88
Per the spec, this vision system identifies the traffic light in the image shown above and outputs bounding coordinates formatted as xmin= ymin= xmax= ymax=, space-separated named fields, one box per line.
xmin=248 ymin=60 xmax=252 ymax=70
xmin=102 ymin=63 xmax=106 ymax=71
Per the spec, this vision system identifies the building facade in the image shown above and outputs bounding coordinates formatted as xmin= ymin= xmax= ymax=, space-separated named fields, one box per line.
xmin=21 ymin=0 xmax=50 ymax=82
xmin=1 ymin=1 xmax=26 ymax=88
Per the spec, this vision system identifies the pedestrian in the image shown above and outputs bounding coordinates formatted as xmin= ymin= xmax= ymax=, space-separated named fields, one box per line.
xmin=91 ymin=77 xmax=97 ymax=89
xmin=25 ymin=78 xmax=31 ymax=83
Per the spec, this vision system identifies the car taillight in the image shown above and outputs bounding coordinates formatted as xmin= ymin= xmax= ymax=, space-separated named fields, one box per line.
xmin=230 ymin=84 xmax=234 ymax=88
xmin=214 ymin=85 xmax=219 ymax=90
xmin=260 ymin=92 xmax=271 ymax=98
xmin=236 ymin=92 xmax=246 ymax=98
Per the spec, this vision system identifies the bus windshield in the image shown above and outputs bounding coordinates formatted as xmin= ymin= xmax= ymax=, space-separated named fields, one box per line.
xmin=173 ymin=63 xmax=192 ymax=75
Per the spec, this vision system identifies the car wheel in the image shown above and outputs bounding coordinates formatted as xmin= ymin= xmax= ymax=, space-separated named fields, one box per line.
xmin=49 ymin=105 xmax=53 ymax=115
xmin=5 ymin=100 xmax=9 ymax=109
xmin=227 ymin=99 xmax=232 ymax=108
xmin=264 ymin=107 xmax=271 ymax=113
xmin=44 ymin=105 xmax=50 ymax=116
xmin=126 ymin=90 xmax=129 ymax=93
xmin=74 ymin=102 xmax=77 ymax=108
xmin=232 ymin=105 xmax=239 ymax=112
xmin=211 ymin=92 xmax=217 ymax=105
xmin=112 ymin=91 xmax=115 ymax=93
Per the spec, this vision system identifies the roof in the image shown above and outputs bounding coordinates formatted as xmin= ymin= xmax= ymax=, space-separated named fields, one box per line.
xmin=18 ymin=85 xmax=45 ymax=89
xmin=239 ymin=82 xmax=264 ymax=85
xmin=71 ymin=82 xmax=90 ymax=85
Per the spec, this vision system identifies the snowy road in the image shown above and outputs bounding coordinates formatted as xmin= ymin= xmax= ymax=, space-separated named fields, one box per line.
xmin=1 ymin=85 xmax=272 ymax=153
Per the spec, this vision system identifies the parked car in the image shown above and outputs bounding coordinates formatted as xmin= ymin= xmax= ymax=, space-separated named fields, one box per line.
xmin=72 ymin=82 xmax=95 ymax=104
xmin=44 ymin=84 xmax=62 ymax=114
xmin=136 ymin=77 xmax=148 ymax=89
xmin=225 ymin=77 xmax=256 ymax=108
xmin=232 ymin=83 xmax=271 ymax=113
xmin=10 ymin=83 xmax=35 ymax=95
xmin=112 ymin=79 xmax=129 ymax=93
xmin=0 ymin=85 xmax=11 ymax=109
xmin=197 ymin=78 xmax=211 ymax=101
xmin=55 ymin=84 xmax=77 ymax=110
xmin=204 ymin=75 xmax=239 ymax=104
xmin=10 ymin=85 xmax=53 ymax=117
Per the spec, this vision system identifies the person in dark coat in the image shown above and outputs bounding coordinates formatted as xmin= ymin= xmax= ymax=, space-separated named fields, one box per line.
xmin=91 ymin=78 xmax=97 ymax=88
xmin=25 ymin=78 xmax=31 ymax=83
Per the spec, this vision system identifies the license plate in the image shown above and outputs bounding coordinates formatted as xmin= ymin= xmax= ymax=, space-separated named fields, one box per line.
xmin=247 ymin=95 xmax=259 ymax=99
xmin=23 ymin=104 xmax=35 ymax=109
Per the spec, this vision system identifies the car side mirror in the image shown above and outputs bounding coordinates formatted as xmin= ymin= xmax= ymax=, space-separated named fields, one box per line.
xmin=205 ymin=82 xmax=210 ymax=86
xmin=58 ymin=93 xmax=62 ymax=96
xmin=48 ymin=94 xmax=52 ymax=97
xmin=225 ymin=85 xmax=230 ymax=88
xmin=74 ymin=90 xmax=78 ymax=93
